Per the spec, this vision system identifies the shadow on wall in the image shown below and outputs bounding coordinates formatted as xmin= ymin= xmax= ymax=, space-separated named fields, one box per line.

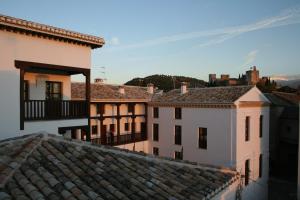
xmin=0 ymin=70 xmax=21 ymax=139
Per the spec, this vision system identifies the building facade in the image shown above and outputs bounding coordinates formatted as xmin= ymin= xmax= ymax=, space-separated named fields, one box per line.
xmin=0 ymin=14 xmax=104 ymax=139
xmin=72 ymin=82 xmax=156 ymax=151
xmin=148 ymin=84 xmax=270 ymax=199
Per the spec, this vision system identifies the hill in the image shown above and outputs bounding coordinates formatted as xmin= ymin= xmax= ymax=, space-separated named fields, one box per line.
xmin=124 ymin=74 xmax=207 ymax=92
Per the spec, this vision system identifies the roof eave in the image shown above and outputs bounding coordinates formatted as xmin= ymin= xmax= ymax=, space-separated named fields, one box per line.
xmin=0 ymin=14 xmax=105 ymax=49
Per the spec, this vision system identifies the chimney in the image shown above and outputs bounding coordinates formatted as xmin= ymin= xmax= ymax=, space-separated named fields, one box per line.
xmin=181 ymin=82 xmax=188 ymax=94
xmin=94 ymin=78 xmax=103 ymax=84
xmin=147 ymin=83 xmax=154 ymax=94
xmin=119 ymin=85 xmax=125 ymax=94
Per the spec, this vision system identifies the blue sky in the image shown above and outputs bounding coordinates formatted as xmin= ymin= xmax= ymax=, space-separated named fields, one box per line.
xmin=1 ymin=0 xmax=300 ymax=84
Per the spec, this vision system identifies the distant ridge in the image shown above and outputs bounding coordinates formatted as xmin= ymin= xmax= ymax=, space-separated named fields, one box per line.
xmin=124 ymin=74 xmax=207 ymax=92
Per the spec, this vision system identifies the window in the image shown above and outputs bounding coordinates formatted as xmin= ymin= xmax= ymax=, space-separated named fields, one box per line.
xmin=153 ymin=124 xmax=159 ymax=141
xmin=245 ymin=159 xmax=250 ymax=185
xmin=259 ymin=154 xmax=263 ymax=178
xmin=175 ymin=125 xmax=182 ymax=145
xmin=125 ymin=123 xmax=130 ymax=131
xmin=110 ymin=124 xmax=115 ymax=132
xmin=46 ymin=81 xmax=62 ymax=100
xmin=198 ymin=128 xmax=207 ymax=149
xmin=153 ymin=107 xmax=159 ymax=118
xmin=128 ymin=104 xmax=134 ymax=113
xmin=153 ymin=147 xmax=159 ymax=156
xmin=245 ymin=116 xmax=250 ymax=141
xmin=24 ymin=80 xmax=29 ymax=100
xmin=174 ymin=151 xmax=183 ymax=160
xmin=259 ymin=115 xmax=263 ymax=138
xmin=92 ymin=125 xmax=98 ymax=135
xmin=97 ymin=104 xmax=105 ymax=115
xmin=175 ymin=108 xmax=182 ymax=119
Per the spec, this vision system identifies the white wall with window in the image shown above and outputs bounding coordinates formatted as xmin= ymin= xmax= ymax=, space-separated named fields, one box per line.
xmin=148 ymin=106 xmax=234 ymax=166
xmin=147 ymin=86 xmax=270 ymax=200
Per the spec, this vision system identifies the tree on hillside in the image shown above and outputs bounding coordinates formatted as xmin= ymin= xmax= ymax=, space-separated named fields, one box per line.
xmin=124 ymin=74 xmax=207 ymax=92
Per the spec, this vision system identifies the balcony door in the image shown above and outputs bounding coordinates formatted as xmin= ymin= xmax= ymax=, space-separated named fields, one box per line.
xmin=46 ymin=81 xmax=62 ymax=100
xmin=141 ymin=122 xmax=146 ymax=140
xmin=45 ymin=81 xmax=62 ymax=119
xmin=101 ymin=125 xmax=107 ymax=144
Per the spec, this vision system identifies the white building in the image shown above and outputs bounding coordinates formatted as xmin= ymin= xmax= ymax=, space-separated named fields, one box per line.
xmin=0 ymin=14 xmax=104 ymax=139
xmin=147 ymin=83 xmax=270 ymax=200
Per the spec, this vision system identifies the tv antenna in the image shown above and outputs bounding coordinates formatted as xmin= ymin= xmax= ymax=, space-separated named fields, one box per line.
xmin=93 ymin=66 xmax=107 ymax=82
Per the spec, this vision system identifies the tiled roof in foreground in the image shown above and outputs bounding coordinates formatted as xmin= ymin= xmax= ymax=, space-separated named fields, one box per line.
xmin=151 ymin=85 xmax=254 ymax=105
xmin=0 ymin=134 xmax=238 ymax=200
xmin=72 ymin=82 xmax=153 ymax=102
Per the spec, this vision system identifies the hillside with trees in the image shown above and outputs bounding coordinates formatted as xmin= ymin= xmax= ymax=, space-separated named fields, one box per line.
xmin=125 ymin=74 xmax=207 ymax=92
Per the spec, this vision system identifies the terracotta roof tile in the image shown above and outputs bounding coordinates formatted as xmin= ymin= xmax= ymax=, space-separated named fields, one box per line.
xmin=0 ymin=14 xmax=104 ymax=49
xmin=151 ymin=85 xmax=254 ymax=105
xmin=72 ymin=83 xmax=153 ymax=101
xmin=272 ymin=91 xmax=300 ymax=105
xmin=0 ymin=134 xmax=238 ymax=199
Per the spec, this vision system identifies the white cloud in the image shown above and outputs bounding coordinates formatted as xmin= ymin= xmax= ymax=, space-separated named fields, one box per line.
xmin=242 ymin=50 xmax=259 ymax=67
xmin=109 ymin=37 xmax=120 ymax=46
xmin=109 ymin=6 xmax=300 ymax=50
xmin=271 ymin=74 xmax=300 ymax=81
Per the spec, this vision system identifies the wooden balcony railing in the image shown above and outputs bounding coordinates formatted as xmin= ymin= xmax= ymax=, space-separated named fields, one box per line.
xmin=91 ymin=132 xmax=147 ymax=146
xmin=24 ymin=100 xmax=88 ymax=121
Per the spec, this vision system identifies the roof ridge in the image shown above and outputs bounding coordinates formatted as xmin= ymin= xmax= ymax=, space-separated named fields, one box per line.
xmin=0 ymin=133 xmax=44 ymax=188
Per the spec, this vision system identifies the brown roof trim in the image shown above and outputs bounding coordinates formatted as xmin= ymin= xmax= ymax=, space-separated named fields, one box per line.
xmin=15 ymin=60 xmax=90 ymax=76
xmin=238 ymin=101 xmax=270 ymax=108
xmin=0 ymin=14 xmax=105 ymax=49
xmin=148 ymin=102 xmax=235 ymax=109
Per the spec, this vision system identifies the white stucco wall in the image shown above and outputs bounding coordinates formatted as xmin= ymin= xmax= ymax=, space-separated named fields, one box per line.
xmin=147 ymin=106 xmax=235 ymax=167
xmin=24 ymin=119 xmax=88 ymax=135
xmin=147 ymin=87 xmax=270 ymax=200
xmin=0 ymin=30 xmax=91 ymax=139
xmin=235 ymin=106 xmax=269 ymax=200
xmin=24 ymin=73 xmax=71 ymax=100
xmin=115 ymin=141 xmax=148 ymax=152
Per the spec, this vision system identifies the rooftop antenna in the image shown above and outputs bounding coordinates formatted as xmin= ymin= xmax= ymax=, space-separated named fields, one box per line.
xmin=93 ymin=66 xmax=107 ymax=82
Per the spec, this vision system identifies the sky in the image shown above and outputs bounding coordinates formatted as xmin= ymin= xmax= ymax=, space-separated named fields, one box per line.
xmin=1 ymin=0 xmax=300 ymax=84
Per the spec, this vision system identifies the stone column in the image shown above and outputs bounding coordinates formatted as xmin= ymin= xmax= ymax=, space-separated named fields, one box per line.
xmin=76 ymin=129 xmax=81 ymax=140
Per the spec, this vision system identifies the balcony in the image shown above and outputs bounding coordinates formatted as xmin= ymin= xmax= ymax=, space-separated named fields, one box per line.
xmin=24 ymin=100 xmax=88 ymax=121
xmin=91 ymin=132 xmax=147 ymax=146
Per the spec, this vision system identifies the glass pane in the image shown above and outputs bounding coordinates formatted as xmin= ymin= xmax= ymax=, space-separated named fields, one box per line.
xmin=53 ymin=83 xmax=61 ymax=93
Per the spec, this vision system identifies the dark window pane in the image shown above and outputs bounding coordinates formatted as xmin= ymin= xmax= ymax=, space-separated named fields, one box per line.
xmin=153 ymin=147 xmax=159 ymax=156
xmin=125 ymin=123 xmax=130 ymax=131
xmin=259 ymin=154 xmax=263 ymax=178
xmin=245 ymin=159 xmax=250 ymax=185
xmin=153 ymin=124 xmax=159 ymax=141
xmin=97 ymin=104 xmax=105 ymax=114
xmin=175 ymin=108 xmax=182 ymax=119
xmin=153 ymin=107 xmax=159 ymax=118
xmin=198 ymin=128 xmax=207 ymax=149
xmin=46 ymin=81 xmax=62 ymax=100
xmin=174 ymin=151 xmax=183 ymax=160
xmin=110 ymin=124 xmax=115 ymax=132
xmin=128 ymin=104 xmax=134 ymax=113
xmin=175 ymin=125 xmax=182 ymax=145
xmin=259 ymin=115 xmax=263 ymax=138
xmin=245 ymin=116 xmax=250 ymax=141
